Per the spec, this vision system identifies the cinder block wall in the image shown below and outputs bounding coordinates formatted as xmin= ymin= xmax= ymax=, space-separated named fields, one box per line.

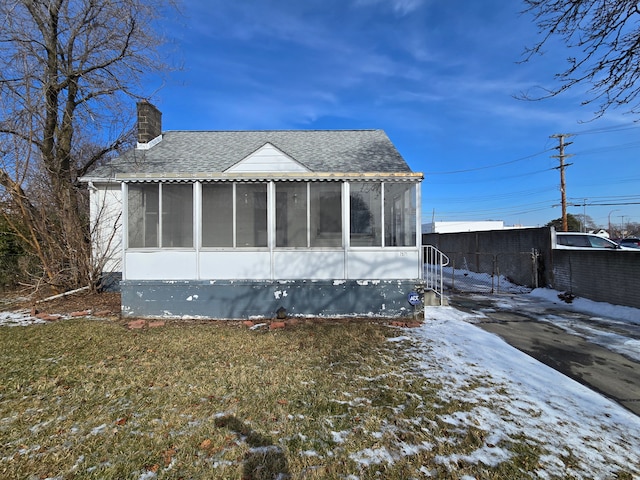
xmin=551 ymin=250 xmax=640 ymax=309
xmin=422 ymin=227 xmax=553 ymax=287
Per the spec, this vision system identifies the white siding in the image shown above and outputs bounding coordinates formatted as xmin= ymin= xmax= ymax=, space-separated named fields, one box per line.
xmin=347 ymin=249 xmax=421 ymax=279
xmin=274 ymin=251 xmax=345 ymax=279
xmin=225 ymin=143 xmax=309 ymax=173
xmin=199 ymin=251 xmax=271 ymax=279
xmin=122 ymin=248 xmax=420 ymax=281
xmin=90 ymin=184 xmax=122 ymax=273
xmin=125 ymin=251 xmax=198 ymax=280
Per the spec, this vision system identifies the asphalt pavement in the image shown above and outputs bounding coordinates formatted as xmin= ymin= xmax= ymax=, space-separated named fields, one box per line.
xmin=448 ymin=293 xmax=640 ymax=417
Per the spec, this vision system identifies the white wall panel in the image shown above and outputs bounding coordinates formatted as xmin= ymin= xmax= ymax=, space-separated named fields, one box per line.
xmin=200 ymin=251 xmax=272 ymax=279
xmin=126 ymin=251 xmax=197 ymax=280
xmin=347 ymin=249 xmax=420 ymax=279
xmin=274 ymin=251 xmax=345 ymax=279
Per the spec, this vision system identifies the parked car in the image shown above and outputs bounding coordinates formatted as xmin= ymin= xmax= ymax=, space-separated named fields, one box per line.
xmin=554 ymin=232 xmax=633 ymax=250
xmin=618 ymin=237 xmax=640 ymax=249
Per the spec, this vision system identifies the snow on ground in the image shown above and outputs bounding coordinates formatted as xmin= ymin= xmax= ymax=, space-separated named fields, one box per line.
xmin=397 ymin=306 xmax=640 ymax=477
xmin=529 ymin=287 xmax=639 ymax=325
xmin=441 ymin=266 xmax=532 ymax=294
xmin=0 ymin=309 xmax=48 ymax=327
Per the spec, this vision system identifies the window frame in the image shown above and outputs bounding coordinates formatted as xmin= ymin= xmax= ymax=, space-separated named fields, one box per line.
xmin=126 ymin=182 xmax=195 ymax=249
xmin=273 ymin=181 xmax=344 ymax=249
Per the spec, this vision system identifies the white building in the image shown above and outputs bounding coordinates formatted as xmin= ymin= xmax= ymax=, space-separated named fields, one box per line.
xmin=422 ymin=221 xmax=505 ymax=234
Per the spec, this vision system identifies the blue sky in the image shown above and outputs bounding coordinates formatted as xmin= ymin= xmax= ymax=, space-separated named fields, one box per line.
xmin=148 ymin=0 xmax=640 ymax=230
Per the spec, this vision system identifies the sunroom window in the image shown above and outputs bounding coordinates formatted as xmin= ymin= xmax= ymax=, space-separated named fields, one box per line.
xmin=275 ymin=182 xmax=343 ymax=248
xmin=276 ymin=182 xmax=307 ymax=247
xmin=202 ymin=183 xmax=233 ymax=247
xmin=236 ymin=183 xmax=268 ymax=247
xmin=127 ymin=183 xmax=193 ymax=248
xmin=162 ymin=184 xmax=193 ymax=247
xmin=384 ymin=183 xmax=416 ymax=246
xmin=202 ymin=183 xmax=267 ymax=248
xmin=127 ymin=180 xmax=417 ymax=250
xmin=310 ymin=182 xmax=342 ymax=247
xmin=128 ymin=184 xmax=159 ymax=248
xmin=350 ymin=183 xmax=382 ymax=246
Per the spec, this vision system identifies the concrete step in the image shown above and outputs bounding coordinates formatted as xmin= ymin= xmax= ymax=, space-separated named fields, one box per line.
xmin=424 ymin=289 xmax=448 ymax=306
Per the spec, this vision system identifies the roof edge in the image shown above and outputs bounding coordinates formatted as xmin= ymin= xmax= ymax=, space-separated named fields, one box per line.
xmin=80 ymin=172 xmax=424 ymax=183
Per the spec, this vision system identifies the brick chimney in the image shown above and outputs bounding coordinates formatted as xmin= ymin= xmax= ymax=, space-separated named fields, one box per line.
xmin=137 ymin=100 xmax=162 ymax=146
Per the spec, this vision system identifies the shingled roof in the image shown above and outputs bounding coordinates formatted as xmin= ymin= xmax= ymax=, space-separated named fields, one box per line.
xmin=85 ymin=129 xmax=414 ymax=180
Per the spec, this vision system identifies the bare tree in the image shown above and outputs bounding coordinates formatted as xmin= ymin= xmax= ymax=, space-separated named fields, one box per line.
xmin=522 ymin=0 xmax=640 ymax=117
xmin=0 ymin=0 xmax=176 ymax=293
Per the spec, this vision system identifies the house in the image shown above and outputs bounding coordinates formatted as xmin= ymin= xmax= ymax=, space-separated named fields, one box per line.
xmin=80 ymin=101 xmax=424 ymax=319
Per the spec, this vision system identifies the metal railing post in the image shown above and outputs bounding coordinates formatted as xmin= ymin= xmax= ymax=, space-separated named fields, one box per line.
xmin=423 ymin=245 xmax=449 ymax=306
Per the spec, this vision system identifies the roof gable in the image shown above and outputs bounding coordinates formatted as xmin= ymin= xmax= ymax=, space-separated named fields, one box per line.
xmin=225 ymin=143 xmax=310 ymax=173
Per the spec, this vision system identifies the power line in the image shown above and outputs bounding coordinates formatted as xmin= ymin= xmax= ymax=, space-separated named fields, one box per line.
xmin=430 ymin=167 xmax=556 ymax=185
xmin=569 ymin=202 xmax=640 ymax=207
xmin=426 ymin=122 xmax=640 ymax=176
xmin=424 ymin=148 xmax=553 ymax=175
xmin=573 ymin=141 xmax=640 ymax=156
xmin=569 ymin=123 xmax=640 ymax=136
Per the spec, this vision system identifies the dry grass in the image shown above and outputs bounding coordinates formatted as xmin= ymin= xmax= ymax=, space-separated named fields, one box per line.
xmin=1 ymin=319 xmax=545 ymax=479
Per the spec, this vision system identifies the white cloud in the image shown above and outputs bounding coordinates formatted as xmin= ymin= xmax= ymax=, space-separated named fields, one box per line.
xmin=353 ymin=0 xmax=426 ymax=16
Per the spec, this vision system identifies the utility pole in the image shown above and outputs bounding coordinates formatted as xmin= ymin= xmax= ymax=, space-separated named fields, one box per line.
xmin=551 ymin=134 xmax=574 ymax=232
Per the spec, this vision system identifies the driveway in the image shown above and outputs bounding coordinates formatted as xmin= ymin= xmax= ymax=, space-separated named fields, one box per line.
xmin=448 ymin=292 xmax=640 ymax=416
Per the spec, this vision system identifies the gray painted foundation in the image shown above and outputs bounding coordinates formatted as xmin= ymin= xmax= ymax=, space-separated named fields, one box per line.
xmin=120 ymin=279 xmax=425 ymax=319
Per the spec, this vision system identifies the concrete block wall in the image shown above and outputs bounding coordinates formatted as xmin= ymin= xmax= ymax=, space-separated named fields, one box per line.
xmin=551 ymin=250 xmax=640 ymax=309
xmin=423 ymin=227 xmax=553 ymax=288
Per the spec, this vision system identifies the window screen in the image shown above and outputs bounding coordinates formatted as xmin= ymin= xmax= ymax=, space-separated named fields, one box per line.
xmin=276 ymin=182 xmax=308 ymax=247
xmin=350 ymin=183 xmax=382 ymax=246
xmin=236 ymin=183 xmax=267 ymax=247
xmin=162 ymin=184 xmax=193 ymax=247
xmin=127 ymin=183 xmax=193 ymax=248
xmin=310 ymin=183 xmax=342 ymax=247
xmin=384 ymin=183 xmax=416 ymax=246
xmin=128 ymin=184 xmax=159 ymax=248
xmin=202 ymin=183 xmax=233 ymax=247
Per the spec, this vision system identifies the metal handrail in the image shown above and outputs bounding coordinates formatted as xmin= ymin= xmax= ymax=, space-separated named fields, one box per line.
xmin=424 ymin=245 xmax=449 ymax=306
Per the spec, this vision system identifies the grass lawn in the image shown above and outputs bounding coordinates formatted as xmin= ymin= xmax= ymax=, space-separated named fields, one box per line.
xmin=0 ymin=319 xmax=569 ymax=479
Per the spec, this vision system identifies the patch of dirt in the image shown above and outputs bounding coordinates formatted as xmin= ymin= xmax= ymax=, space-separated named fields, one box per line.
xmin=40 ymin=291 xmax=121 ymax=315
xmin=2 ymin=289 xmax=121 ymax=317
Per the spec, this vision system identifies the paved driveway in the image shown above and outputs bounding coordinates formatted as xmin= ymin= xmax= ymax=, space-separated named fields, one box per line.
xmin=448 ymin=293 xmax=640 ymax=416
